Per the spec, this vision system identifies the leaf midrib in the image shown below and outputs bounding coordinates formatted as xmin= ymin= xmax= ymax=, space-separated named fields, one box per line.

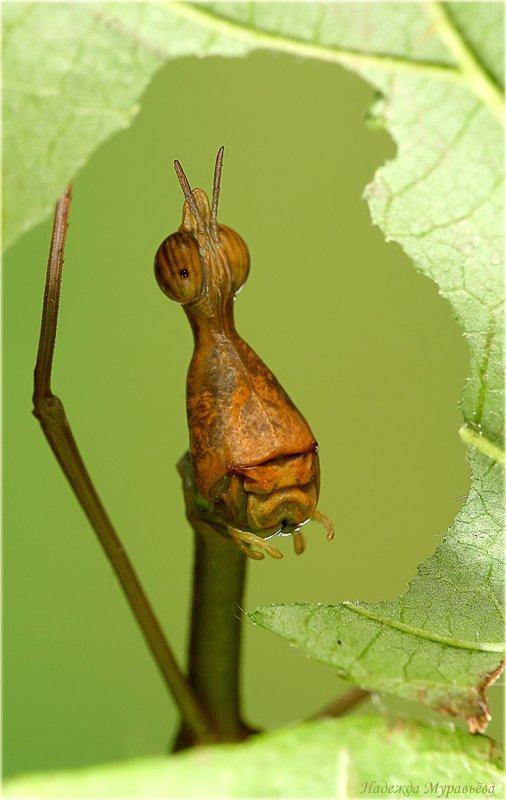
xmin=159 ymin=0 xmax=504 ymax=122
xmin=459 ymin=425 xmax=505 ymax=465
xmin=342 ymin=602 xmax=505 ymax=653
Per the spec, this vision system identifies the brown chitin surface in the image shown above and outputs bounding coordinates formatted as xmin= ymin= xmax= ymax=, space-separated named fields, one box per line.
xmin=186 ymin=305 xmax=317 ymax=502
xmin=155 ymin=171 xmax=327 ymax=544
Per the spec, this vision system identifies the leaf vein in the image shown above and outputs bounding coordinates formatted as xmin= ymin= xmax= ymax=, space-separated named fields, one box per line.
xmin=342 ymin=602 xmax=504 ymax=652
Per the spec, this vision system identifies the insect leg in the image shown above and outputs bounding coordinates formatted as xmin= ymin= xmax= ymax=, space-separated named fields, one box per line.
xmin=313 ymin=510 xmax=335 ymax=541
xmin=236 ymin=538 xmax=265 ymax=561
xmin=292 ymin=529 xmax=306 ymax=555
xmin=228 ymin=527 xmax=283 ymax=560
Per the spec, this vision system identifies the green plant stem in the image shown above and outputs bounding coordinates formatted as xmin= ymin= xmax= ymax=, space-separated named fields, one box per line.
xmin=176 ymin=454 xmax=251 ymax=748
xmin=189 ymin=523 xmax=248 ymax=738
xmin=33 ymin=187 xmax=214 ymax=746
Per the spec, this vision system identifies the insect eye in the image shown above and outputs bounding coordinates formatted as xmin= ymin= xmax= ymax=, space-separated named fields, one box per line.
xmin=154 ymin=231 xmax=204 ymax=304
xmin=218 ymin=225 xmax=250 ymax=292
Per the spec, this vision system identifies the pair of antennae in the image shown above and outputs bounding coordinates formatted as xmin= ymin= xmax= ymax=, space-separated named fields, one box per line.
xmin=173 ymin=146 xmax=224 ymax=235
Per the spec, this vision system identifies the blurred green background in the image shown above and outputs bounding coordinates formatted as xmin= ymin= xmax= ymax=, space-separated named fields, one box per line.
xmin=4 ymin=51 xmax=502 ymax=778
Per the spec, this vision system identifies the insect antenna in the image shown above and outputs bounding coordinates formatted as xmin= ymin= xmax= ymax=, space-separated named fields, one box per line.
xmin=211 ymin=145 xmax=225 ymax=235
xmin=173 ymin=159 xmax=204 ymax=230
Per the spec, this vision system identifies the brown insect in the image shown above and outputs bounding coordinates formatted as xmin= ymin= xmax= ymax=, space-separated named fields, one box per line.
xmin=154 ymin=148 xmax=334 ymax=560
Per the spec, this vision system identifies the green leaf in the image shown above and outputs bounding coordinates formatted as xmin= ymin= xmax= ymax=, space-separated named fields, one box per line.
xmin=2 ymin=2 xmax=249 ymax=250
xmin=251 ymin=456 xmax=503 ymax=730
xmin=4 ymin=717 xmax=504 ymax=798
xmin=5 ymin=0 xmax=503 ymax=752
xmin=252 ymin=459 xmax=503 ymax=732
xmin=5 ymin=1 xmax=504 ymax=256
xmin=227 ymin=1 xmax=506 ymax=731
